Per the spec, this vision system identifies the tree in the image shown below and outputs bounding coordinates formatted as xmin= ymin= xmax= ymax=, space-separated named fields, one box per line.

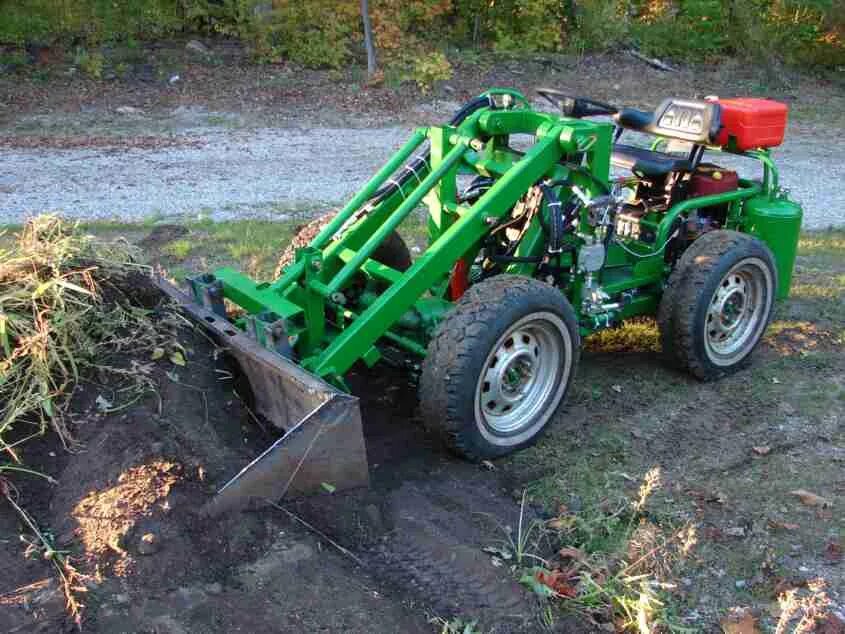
xmin=361 ymin=0 xmax=378 ymax=77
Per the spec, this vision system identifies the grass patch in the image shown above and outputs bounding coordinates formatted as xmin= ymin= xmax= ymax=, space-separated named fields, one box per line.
xmin=584 ymin=318 xmax=659 ymax=354
xmin=797 ymin=228 xmax=845 ymax=257
xmin=162 ymin=238 xmax=193 ymax=258
xmin=500 ymin=470 xmax=696 ymax=632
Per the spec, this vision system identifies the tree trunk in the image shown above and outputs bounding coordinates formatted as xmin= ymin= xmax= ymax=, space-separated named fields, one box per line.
xmin=361 ymin=0 xmax=378 ymax=77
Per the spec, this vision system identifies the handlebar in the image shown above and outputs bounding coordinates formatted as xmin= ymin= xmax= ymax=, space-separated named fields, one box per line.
xmin=536 ymin=88 xmax=618 ymax=118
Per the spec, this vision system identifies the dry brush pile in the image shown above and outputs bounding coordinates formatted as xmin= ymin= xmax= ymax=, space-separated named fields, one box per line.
xmin=0 ymin=216 xmax=165 ymax=460
xmin=0 ymin=216 xmax=168 ymax=625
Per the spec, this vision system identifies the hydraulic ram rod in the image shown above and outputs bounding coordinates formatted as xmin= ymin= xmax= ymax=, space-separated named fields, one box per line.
xmin=269 ymin=128 xmax=428 ymax=293
xmin=312 ymin=128 xmax=429 ymax=251
xmin=325 ymin=140 xmax=468 ymax=294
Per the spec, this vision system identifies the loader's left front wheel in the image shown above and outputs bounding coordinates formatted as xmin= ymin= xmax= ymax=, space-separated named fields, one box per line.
xmin=419 ymin=275 xmax=579 ymax=461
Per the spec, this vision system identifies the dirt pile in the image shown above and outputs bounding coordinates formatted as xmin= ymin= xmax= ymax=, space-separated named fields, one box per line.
xmin=0 ymin=275 xmax=557 ymax=632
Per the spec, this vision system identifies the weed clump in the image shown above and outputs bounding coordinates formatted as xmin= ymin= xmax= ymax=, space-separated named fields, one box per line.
xmin=0 ymin=215 xmax=159 ymax=459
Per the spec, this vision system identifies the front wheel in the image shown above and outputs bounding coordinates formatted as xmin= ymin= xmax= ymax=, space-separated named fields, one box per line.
xmin=419 ymin=275 xmax=579 ymax=460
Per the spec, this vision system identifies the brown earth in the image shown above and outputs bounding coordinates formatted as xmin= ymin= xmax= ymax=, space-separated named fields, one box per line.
xmin=0 ymin=274 xmax=578 ymax=633
xmin=2 ymin=39 xmax=843 ymax=132
xmin=1 ymin=264 xmax=840 ymax=632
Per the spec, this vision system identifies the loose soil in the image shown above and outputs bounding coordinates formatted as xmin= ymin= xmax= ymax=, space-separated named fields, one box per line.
xmin=0 ymin=274 xmax=574 ymax=633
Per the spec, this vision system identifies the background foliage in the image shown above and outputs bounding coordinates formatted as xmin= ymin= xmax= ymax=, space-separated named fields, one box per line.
xmin=0 ymin=0 xmax=843 ymax=72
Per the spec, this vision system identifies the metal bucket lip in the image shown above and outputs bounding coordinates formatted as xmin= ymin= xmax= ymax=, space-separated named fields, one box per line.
xmin=154 ymin=276 xmax=369 ymax=515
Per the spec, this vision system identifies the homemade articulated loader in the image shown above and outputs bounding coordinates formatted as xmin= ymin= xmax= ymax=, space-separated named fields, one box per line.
xmin=159 ymin=89 xmax=802 ymax=514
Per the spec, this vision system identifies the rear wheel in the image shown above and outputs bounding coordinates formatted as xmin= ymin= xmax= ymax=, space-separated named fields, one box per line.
xmin=274 ymin=211 xmax=412 ymax=278
xmin=659 ymin=230 xmax=777 ymax=380
xmin=419 ymin=275 xmax=579 ymax=460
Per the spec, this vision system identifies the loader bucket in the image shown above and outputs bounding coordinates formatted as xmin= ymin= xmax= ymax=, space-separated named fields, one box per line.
xmin=154 ymin=278 xmax=369 ymax=516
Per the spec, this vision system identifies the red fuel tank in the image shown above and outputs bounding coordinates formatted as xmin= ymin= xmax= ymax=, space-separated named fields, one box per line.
xmin=708 ymin=97 xmax=788 ymax=151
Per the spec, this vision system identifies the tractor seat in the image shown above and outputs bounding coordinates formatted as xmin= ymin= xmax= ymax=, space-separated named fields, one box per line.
xmin=615 ymin=107 xmax=654 ymax=132
xmin=612 ymin=144 xmax=692 ymax=178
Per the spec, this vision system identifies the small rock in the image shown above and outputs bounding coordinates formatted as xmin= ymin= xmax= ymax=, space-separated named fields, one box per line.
xmin=185 ymin=40 xmax=211 ymax=57
xmin=169 ymin=74 xmax=180 ymax=84
xmin=724 ymin=526 xmax=747 ymax=538
xmin=443 ymin=84 xmax=455 ymax=94
xmin=116 ymin=105 xmax=143 ymax=116
xmin=137 ymin=532 xmax=160 ymax=555
xmin=204 ymin=582 xmax=223 ymax=595
xmin=364 ymin=504 xmax=384 ymax=533
xmin=252 ymin=1 xmax=273 ymax=18
xmin=113 ymin=593 xmax=130 ymax=604
xmin=735 ymin=579 xmax=747 ymax=589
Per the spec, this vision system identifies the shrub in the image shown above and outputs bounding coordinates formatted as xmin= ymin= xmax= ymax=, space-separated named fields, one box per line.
xmin=0 ymin=0 xmax=841 ymax=72
xmin=411 ymin=50 xmax=453 ymax=92
xmin=73 ymin=47 xmax=105 ymax=79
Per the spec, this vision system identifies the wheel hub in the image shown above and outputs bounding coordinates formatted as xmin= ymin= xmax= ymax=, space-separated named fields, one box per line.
xmin=710 ymin=277 xmax=748 ymax=339
xmin=482 ymin=331 xmax=538 ymax=417
xmin=477 ymin=318 xmax=569 ymax=436
xmin=704 ymin=262 xmax=769 ymax=361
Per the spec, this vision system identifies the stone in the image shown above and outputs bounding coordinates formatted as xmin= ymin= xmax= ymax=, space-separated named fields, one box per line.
xmin=116 ymin=106 xmax=143 ymax=116
xmin=204 ymin=582 xmax=223 ymax=595
xmin=185 ymin=40 xmax=211 ymax=57
xmin=137 ymin=532 xmax=160 ymax=555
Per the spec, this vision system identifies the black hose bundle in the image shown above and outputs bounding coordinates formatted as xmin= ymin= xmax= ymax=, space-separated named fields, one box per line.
xmin=458 ymin=176 xmax=495 ymax=204
xmin=367 ymin=94 xmax=495 ymax=205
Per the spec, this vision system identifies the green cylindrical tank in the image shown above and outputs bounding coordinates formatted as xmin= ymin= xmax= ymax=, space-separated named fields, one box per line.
xmin=742 ymin=193 xmax=803 ymax=299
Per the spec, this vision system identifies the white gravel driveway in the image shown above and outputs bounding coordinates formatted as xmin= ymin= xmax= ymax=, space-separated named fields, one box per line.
xmin=1 ymin=122 xmax=841 ymax=229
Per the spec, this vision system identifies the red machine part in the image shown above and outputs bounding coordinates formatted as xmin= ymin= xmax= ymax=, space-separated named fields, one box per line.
xmin=449 ymin=258 xmax=469 ymax=300
xmin=689 ymin=164 xmax=739 ymax=198
xmin=708 ymin=97 xmax=788 ymax=151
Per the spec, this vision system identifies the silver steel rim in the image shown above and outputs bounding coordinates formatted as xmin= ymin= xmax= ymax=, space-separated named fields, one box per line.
xmin=474 ymin=313 xmax=570 ymax=437
xmin=704 ymin=258 xmax=772 ymax=366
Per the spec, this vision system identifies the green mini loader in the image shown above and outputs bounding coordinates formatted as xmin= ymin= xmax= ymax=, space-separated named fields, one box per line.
xmin=159 ymin=89 xmax=802 ymax=514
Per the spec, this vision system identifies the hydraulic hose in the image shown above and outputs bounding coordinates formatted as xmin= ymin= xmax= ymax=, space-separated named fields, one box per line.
xmin=458 ymin=176 xmax=495 ymax=204
xmin=367 ymin=94 xmax=495 ymax=205
xmin=538 ymin=182 xmax=565 ymax=253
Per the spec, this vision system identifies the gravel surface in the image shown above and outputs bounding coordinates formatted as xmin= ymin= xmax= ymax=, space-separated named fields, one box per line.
xmin=1 ymin=119 xmax=842 ymax=228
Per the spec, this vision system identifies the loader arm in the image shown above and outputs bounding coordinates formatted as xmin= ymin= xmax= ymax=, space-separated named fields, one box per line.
xmin=168 ymin=92 xmax=614 ymax=509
